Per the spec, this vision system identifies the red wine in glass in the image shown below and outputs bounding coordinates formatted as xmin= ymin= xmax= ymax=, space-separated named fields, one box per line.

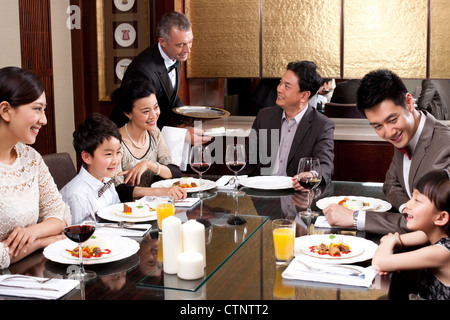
xmin=191 ymin=162 xmax=211 ymax=174
xmin=64 ymin=225 xmax=95 ymax=243
xmin=298 ymin=177 xmax=321 ymax=190
xmin=226 ymin=161 xmax=246 ymax=173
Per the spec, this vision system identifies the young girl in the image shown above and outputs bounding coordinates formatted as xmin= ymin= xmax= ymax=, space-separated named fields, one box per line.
xmin=372 ymin=169 xmax=450 ymax=300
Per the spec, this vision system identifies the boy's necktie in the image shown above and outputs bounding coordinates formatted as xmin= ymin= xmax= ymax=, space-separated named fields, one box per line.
xmin=98 ymin=179 xmax=114 ymax=197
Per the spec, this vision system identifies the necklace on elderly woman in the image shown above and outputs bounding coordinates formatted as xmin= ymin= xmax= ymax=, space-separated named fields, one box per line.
xmin=125 ymin=123 xmax=147 ymax=149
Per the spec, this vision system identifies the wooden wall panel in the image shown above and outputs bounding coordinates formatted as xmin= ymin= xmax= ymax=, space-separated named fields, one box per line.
xmin=333 ymin=141 xmax=394 ymax=182
xmin=19 ymin=0 xmax=56 ymax=155
xmin=344 ymin=0 xmax=427 ymax=79
xmin=185 ymin=0 xmax=260 ymax=78
xmin=429 ymin=0 xmax=450 ymax=78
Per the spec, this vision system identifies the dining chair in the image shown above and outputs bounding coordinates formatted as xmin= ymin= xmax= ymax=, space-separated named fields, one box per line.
xmin=323 ymin=102 xmax=365 ymax=118
xmin=42 ymin=152 xmax=77 ymax=190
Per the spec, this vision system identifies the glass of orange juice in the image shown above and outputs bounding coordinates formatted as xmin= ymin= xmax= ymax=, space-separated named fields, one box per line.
xmin=156 ymin=196 xmax=175 ymax=231
xmin=272 ymin=219 xmax=295 ymax=266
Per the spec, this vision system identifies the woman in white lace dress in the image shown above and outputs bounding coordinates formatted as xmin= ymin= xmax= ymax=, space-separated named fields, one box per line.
xmin=0 ymin=67 xmax=71 ymax=269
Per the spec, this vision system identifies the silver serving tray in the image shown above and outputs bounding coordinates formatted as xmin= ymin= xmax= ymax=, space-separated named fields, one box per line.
xmin=173 ymin=106 xmax=230 ymax=119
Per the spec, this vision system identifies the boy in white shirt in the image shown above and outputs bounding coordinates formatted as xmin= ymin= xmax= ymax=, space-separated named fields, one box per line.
xmin=61 ymin=114 xmax=122 ymax=225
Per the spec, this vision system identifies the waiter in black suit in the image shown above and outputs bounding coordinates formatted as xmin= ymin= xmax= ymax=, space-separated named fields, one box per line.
xmin=111 ymin=11 xmax=209 ymax=144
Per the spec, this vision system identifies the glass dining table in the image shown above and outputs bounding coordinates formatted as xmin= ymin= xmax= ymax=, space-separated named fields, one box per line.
xmin=0 ymin=180 xmax=393 ymax=301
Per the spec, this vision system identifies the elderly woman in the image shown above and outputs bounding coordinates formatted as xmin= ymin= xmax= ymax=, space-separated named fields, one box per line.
xmin=0 ymin=66 xmax=71 ymax=269
xmin=111 ymin=80 xmax=182 ymax=188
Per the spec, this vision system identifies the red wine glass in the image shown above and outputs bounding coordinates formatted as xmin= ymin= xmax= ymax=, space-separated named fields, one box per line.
xmin=225 ymin=144 xmax=247 ymax=225
xmin=297 ymin=157 xmax=322 ymax=232
xmin=225 ymin=144 xmax=246 ymax=196
xmin=190 ymin=145 xmax=212 ymax=198
xmin=64 ymin=225 xmax=97 ymax=281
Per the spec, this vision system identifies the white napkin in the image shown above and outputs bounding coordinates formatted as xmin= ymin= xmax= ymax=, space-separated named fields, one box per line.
xmin=161 ymin=126 xmax=190 ymax=171
xmin=95 ymin=224 xmax=152 ymax=237
xmin=175 ymin=197 xmax=200 ymax=208
xmin=314 ymin=216 xmax=356 ymax=229
xmin=282 ymin=257 xmax=376 ymax=288
xmin=0 ymin=275 xmax=79 ymax=300
xmin=215 ymin=175 xmax=248 ymax=191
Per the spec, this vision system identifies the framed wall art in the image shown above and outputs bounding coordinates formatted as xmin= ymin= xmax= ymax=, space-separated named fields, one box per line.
xmin=97 ymin=0 xmax=151 ymax=101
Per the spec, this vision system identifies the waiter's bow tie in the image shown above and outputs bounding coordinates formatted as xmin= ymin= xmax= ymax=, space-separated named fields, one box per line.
xmin=167 ymin=62 xmax=177 ymax=73
xmin=397 ymin=147 xmax=411 ymax=160
xmin=98 ymin=179 xmax=114 ymax=197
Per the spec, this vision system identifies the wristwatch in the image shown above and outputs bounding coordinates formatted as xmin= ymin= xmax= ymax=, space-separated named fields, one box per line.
xmin=352 ymin=211 xmax=358 ymax=228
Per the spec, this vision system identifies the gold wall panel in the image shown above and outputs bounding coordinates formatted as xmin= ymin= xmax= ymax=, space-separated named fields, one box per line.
xmin=185 ymin=0 xmax=260 ymax=78
xmin=430 ymin=0 xmax=450 ymax=78
xmin=262 ymin=0 xmax=341 ymax=78
xmin=344 ymin=0 xmax=427 ymax=79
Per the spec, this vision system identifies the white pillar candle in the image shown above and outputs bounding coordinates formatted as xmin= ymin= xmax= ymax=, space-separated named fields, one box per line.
xmin=162 ymin=215 xmax=182 ymax=274
xmin=181 ymin=219 xmax=206 ymax=267
xmin=177 ymin=252 xmax=205 ymax=280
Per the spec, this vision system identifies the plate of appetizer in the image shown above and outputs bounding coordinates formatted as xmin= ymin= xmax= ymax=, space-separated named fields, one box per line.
xmin=62 ymin=235 xmax=119 ymax=261
xmin=294 ymin=234 xmax=378 ymax=264
xmin=151 ymin=177 xmax=216 ymax=193
xmin=316 ymin=196 xmax=391 ymax=212
xmin=97 ymin=201 xmax=156 ymax=222
xmin=43 ymin=235 xmax=139 ymax=265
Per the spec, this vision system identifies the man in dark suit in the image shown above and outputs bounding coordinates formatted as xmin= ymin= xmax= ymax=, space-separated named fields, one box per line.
xmin=417 ymin=79 xmax=450 ymax=120
xmin=330 ymin=79 xmax=361 ymax=104
xmin=244 ymin=61 xmax=335 ymax=190
xmin=323 ymin=69 xmax=450 ymax=234
xmin=110 ymin=12 xmax=208 ymax=144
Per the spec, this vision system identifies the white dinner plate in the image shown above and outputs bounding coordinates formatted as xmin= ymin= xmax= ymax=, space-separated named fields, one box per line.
xmin=43 ymin=236 xmax=139 ymax=265
xmin=294 ymin=235 xmax=378 ymax=265
xmin=295 ymin=234 xmax=364 ymax=260
xmin=239 ymin=176 xmax=293 ymax=190
xmin=97 ymin=201 xmax=156 ymax=223
xmin=316 ymin=196 xmax=391 ymax=212
xmin=151 ymin=178 xmax=216 ymax=193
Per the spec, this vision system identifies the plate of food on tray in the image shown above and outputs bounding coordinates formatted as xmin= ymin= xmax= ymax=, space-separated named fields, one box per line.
xmin=97 ymin=201 xmax=156 ymax=222
xmin=151 ymin=177 xmax=216 ymax=193
xmin=316 ymin=196 xmax=391 ymax=212
xmin=43 ymin=235 xmax=139 ymax=265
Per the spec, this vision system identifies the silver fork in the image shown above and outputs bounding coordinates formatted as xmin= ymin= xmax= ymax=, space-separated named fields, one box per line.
xmin=2 ymin=274 xmax=58 ymax=284
xmin=298 ymin=260 xmax=364 ymax=277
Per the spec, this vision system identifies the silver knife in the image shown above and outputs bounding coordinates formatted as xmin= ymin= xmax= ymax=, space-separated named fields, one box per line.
xmin=96 ymin=222 xmax=150 ymax=230
xmin=0 ymin=283 xmax=59 ymax=291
